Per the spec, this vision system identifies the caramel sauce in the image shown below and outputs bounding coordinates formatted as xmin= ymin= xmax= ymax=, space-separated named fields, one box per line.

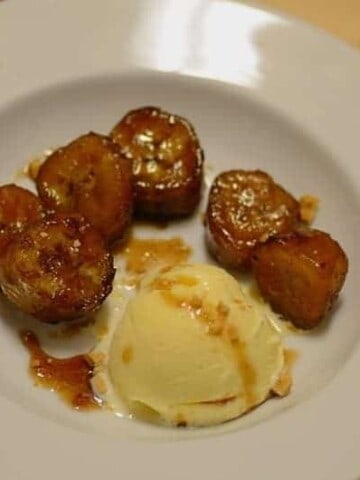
xmin=230 ymin=336 xmax=257 ymax=407
xmin=197 ymin=395 xmax=237 ymax=405
xmin=122 ymin=345 xmax=133 ymax=364
xmin=150 ymin=276 xmax=229 ymax=336
xmin=21 ymin=330 xmax=100 ymax=410
xmin=151 ymin=274 xmax=257 ymax=406
xmin=120 ymin=236 xmax=191 ymax=275
xmin=171 ymin=274 xmax=198 ymax=287
xmin=150 ymin=274 xmax=198 ymax=291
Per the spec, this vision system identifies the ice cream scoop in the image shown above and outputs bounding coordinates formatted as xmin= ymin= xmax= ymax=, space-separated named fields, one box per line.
xmin=106 ymin=263 xmax=287 ymax=427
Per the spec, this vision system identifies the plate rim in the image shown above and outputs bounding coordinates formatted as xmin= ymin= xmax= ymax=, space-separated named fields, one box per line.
xmin=0 ymin=1 xmax=359 ymax=479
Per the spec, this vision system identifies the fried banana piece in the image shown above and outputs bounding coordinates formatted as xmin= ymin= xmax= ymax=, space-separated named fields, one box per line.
xmin=252 ymin=229 xmax=348 ymax=329
xmin=36 ymin=132 xmax=133 ymax=244
xmin=0 ymin=214 xmax=115 ymax=323
xmin=0 ymin=184 xmax=42 ymax=254
xmin=110 ymin=106 xmax=204 ymax=218
xmin=206 ymin=170 xmax=300 ymax=268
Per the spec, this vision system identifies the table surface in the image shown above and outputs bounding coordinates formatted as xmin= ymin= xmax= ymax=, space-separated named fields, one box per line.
xmin=249 ymin=0 xmax=360 ymax=48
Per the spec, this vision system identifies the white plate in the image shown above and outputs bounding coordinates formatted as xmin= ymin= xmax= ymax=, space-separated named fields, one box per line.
xmin=0 ymin=1 xmax=359 ymax=479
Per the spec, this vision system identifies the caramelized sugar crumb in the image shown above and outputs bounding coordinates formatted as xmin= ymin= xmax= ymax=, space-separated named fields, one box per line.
xmin=152 ymin=278 xmax=219 ymax=333
xmin=89 ymin=351 xmax=106 ymax=367
xmin=150 ymin=274 xmax=198 ymax=292
xmin=94 ymin=322 xmax=109 ymax=339
xmin=122 ymin=345 xmax=134 ymax=364
xmin=21 ymin=330 xmax=100 ymax=410
xmin=176 ymin=413 xmax=188 ymax=428
xmin=25 ymin=157 xmax=43 ymax=181
xmin=217 ymin=301 xmax=229 ymax=317
xmin=176 ymin=421 xmax=188 ymax=428
xmin=299 ymin=195 xmax=319 ymax=224
xmin=272 ymin=349 xmax=298 ymax=397
xmin=151 ymin=275 xmax=230 ymax=335
xmin=91 ymin=375 xmax=108 ymax=395
xmin=200 ymin=301 xmax=229 ymax=336
xmin=226 ymin=323 xmax=238 ymax=342
xmin=24 ymin=149 xmax=53 ymax=181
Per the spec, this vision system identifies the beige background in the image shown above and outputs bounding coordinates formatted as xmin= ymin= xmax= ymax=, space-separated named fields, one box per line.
xmin=250 ymin=0 xmax=360 ymax=48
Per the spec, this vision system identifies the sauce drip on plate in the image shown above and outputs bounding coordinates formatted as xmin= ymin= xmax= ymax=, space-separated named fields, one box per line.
xmin=21 ymin=330 xmax=100 ymax=410
xmin=120 ymin=236 xmax=191 ymax=275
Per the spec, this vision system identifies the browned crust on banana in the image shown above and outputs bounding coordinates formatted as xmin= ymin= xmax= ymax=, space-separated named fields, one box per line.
xmin=252 ymin=228 xmax=348 ymax=329
xmin=0 ymin=214 xmax=115 ymax=323
xmin=206 ymin=170 xmax=300 ymax=269
xmin=36 ymin=132 xmax=133 ymax=244
xmin=0 ymin=184 xmax=43 ymax=254
xmin=110 ymin=106 xmax=203 ymax=218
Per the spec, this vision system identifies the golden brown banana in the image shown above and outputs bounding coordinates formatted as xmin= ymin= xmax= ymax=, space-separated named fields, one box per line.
xmin=252 ymin=229 xmax=348 ymax=329
xmin=110 ymin=106 xmax=203 ymax=218
xmin=36 ymin=132 xmax=133 ymax=244
xmin=0 ymin=214 xmax=115 ymax=323
xmin=0 ymin=184 xmax=42 ymax=254
xmin=205 ymin=170 xmax=300 ymax=269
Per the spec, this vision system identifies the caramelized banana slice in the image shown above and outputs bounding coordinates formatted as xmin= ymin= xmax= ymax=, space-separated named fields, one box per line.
xmin=252 ymin=229 xmax=348 ymax=329
xmin=110 ymin=106 xmax=204 ymax=217
xmin=206 ymin=170 xmax=300 ymax=268
xmin=0 ymin=184 xmax=42 ymax=254
xmin=36 ymin=132 xmax=132 ymax=244
xmin=0 ymin=214 xmax=115 ymax=323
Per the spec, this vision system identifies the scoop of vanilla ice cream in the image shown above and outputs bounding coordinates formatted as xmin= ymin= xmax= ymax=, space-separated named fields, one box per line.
xmin=107 ymin=263 xmax=285 ymax=427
